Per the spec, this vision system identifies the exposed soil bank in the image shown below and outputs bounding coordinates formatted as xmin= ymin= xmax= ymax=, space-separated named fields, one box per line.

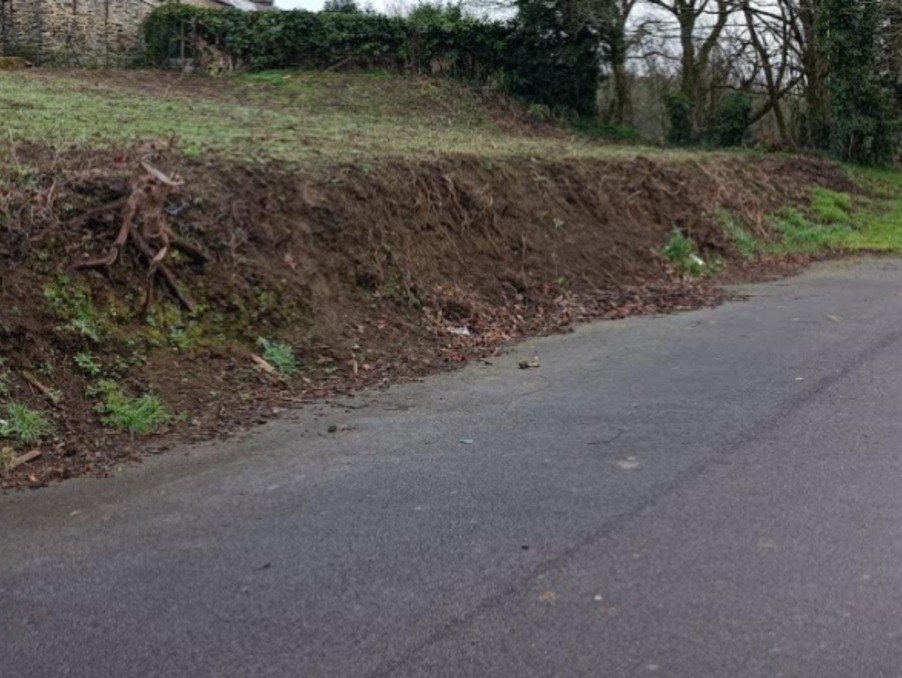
xmin=0 ymin=150 xmax=852 ymax=488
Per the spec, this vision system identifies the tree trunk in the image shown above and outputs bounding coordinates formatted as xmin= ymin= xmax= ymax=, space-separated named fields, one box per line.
xmin=800 ymin=0 xmax=830 ymax=148
xmin=679 ymin=12 xmax=696 ymax=103
xmin=608 ymin=22 xmax=630 ymax=125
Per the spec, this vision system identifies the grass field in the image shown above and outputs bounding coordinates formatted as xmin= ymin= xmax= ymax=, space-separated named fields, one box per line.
xmin=0 ymin=69 xmax=679 ymax=166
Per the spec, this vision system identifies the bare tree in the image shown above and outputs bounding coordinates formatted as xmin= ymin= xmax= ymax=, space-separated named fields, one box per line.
xmin=740 ymin=0 xmax=802 ymax=143
xmin=643 ymin=0 xmax=736 ymax=112
xmin=599 ymin=0 xmax=641 ymax=124
xmin=570 ymin=0 xmax=642 ymax=124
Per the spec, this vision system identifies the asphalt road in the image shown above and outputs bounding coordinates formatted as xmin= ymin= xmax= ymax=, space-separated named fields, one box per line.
xmin=5 ymin=258 xmax=902 ymax=678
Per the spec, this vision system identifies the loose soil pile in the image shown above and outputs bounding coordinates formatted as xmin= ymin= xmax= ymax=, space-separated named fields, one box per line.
xmin=0 ymin=148 xmax=853 ymax=488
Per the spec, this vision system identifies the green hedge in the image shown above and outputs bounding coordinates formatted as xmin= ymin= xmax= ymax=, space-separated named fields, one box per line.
xmin=141 ymin=5 xmax=601 ymax=117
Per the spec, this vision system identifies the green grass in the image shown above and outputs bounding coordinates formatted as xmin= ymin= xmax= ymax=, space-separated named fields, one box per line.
xmin=717 ymin=210 xmax=764 ymax=259
xmin=810 ymin=186 xmax=853 ymax=223
xmin=769 ymin=207 xmax=854 ymax=253
xmin=0 ymin=70 xmax=688 ymax=167
xmin=717 ymin=168 xmax=902 ymax=258
xmin=93 ymin=380 xmax=172 ymax=436
xmin=0 ymin=402 xmax=54 ymax=446
xmin=841 ymin=167 xmax=902 ymax=252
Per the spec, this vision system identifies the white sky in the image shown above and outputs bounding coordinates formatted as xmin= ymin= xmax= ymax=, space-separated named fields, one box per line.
xmin=275 ymin=0 xmax=326 ymax=9
xmin=276 ymin=0 xmax=401 ymax=12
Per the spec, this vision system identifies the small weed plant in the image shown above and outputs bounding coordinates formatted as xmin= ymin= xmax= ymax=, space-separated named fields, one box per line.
xmin=74 ymin=352 xmax=103 ymax=377
xmin=93 ymin=380 xmax=172 ymax=436
xmin=169 ymin=327 xmax=194 ymax=351
xmin=0 ymin=402 xmax=54 ymax=446
xmin=258 ymin=338 xmax=299 ymax=378
xmin=42 ymin=276 xmax=102 ymax=341
xmin=662 ymin=231 xmax=707 ymax=276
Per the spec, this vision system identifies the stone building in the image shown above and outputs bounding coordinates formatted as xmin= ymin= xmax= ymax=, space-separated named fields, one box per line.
xmin=0 ymin=0 xmax=274 ymax=65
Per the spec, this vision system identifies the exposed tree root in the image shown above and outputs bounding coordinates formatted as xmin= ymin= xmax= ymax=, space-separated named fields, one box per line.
xmin=74 ymin=160 xmax=206 ymax=312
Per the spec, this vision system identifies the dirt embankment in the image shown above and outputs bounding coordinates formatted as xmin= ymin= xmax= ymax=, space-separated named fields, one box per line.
xmin=0 ymin=150 xmax=852 ymax=488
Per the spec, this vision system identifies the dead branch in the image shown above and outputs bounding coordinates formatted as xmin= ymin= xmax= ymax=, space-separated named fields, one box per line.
xmin=6 ymin=449 xmax=42 ymax=472
xmin=22 ymin=370 xmax=60 ymax=406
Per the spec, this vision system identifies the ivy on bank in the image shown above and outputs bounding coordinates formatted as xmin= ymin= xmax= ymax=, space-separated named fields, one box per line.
xmin=817 ymin=0 xmax=899 ymax=165
xmin=141 ymin=4 xmax=602 ymax=117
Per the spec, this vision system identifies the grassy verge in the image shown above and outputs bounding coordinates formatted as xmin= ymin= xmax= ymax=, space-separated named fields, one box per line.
xmin=706 ymin=167 xmax=902 ymax=266
xmin=841 ymin=167 xmax=902 ymax=252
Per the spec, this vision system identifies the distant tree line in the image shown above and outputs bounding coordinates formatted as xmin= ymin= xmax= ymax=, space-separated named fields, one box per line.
xmin=551 ymin=0 xmax=902 ymax=162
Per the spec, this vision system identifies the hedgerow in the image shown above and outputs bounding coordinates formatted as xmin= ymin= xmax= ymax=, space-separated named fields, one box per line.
xmin=141 ymin=4 xmax=601 ymax=117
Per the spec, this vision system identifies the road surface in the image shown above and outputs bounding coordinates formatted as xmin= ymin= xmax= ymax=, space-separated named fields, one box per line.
xmin=4 ymin=258 xmax=902 ymax=677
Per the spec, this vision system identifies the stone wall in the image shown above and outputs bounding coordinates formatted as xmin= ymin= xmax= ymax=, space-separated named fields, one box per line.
xmin=0 ymin=0 xmax=232 ymax=65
